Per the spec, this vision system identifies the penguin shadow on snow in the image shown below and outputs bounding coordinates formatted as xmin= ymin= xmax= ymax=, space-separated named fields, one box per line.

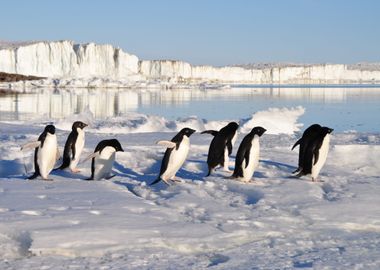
xmin=50 ymin=168 xmax=89 ymax=180
xmin=260 ymin=159 xmax=297 ymax=175
xmin=112 ymin=161 xmax=153 ymax=182
xmin=0 ymin=159 xmax=27 ymax=179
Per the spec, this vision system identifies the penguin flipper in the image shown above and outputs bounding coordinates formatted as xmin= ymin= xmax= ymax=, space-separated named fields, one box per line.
xmin=244 ymin=150 xmax=250 ymax=169
xmin=226 ymin=140 xmax=233 ymax=156
xmin=313 ymin=150 xmax=320 ymax=165
xmin=156 ymin=140 xmax=176 ymax=148
xmin=21 ymin=141 xmax=41 ymax=151
xmin=201 ymin=130 xmax=218 ymax=136
xmin=291 ymin=138 xmax=302 ymax=151
xmin=82 ymin=151 xmax=100 ymax=164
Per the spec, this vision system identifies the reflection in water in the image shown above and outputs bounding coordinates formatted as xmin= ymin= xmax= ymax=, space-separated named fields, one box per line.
xmin=0 ymin=87 xmax=379 ymax=132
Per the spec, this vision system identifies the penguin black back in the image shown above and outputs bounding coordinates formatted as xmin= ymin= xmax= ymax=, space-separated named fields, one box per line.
xmin=90 ymin=139 xmax=124 ymax=180
xmin=292 ymin=124 xmax=322 ymax=173
xmin=300 ymin=127 xmax=333 ymax=175
xmin=206 ymin=122 xmax=239 ymax=175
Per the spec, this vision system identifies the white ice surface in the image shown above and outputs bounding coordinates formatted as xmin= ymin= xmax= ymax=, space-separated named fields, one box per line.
xmin=0 ymin=107 xmax=379 ymax=269
xmin=1 ymin=40 xmax=380 ymax=86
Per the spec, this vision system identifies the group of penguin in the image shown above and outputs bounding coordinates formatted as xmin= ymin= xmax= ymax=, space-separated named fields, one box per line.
xmin=21 ymin=120 xmax=333 ymax=184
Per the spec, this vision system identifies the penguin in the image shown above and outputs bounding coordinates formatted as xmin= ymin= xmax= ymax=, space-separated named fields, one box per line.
xmin=297 ymin=127 xmax=333 ymax=181
xmin=57 ymin=121 xmax=87 ymax=173
xmin=232 ymin=126 xmax=266 ymax=182
xmin=203 ymin=122 xmax=239 ymax=176
xmin=85 ymin=139 xmax=124 ymax=180
xmin=21 ymin=124 xmax=59 ymax=180
xmin=291 ymin=124 xmax=322 ymax=174
xmin=150 ymin=128 xmax=196 ymax=185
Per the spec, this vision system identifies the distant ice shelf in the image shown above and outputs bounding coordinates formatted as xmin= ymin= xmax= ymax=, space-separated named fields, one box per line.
xmin=1 ymin=40 xmax=380 ymax=89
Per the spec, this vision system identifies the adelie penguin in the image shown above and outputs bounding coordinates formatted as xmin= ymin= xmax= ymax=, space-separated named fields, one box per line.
xmin=291 ymin=124 xmax=322 ymax=175
xmin=232 ymin=126 xmax=266 ymax=182
xmin=84 ymin=139 xmax=124 ymax=180
xmin=150 ymin=128 xmax=196 ymax=185
xmin=56 ymin=121 xmax=87 ymax=173
xmin=202 ymin=122 xmax=239 ymax=176
xmin=293 ymin=126 xmax=333 ymax=182
xmin=21 ymin=124 xmax=60 ymax=180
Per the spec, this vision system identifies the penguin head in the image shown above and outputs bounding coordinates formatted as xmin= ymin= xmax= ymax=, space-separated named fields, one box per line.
xmin=226 ymin=122 xmax=239 ymax=131
xmin=109 ymin=139 xmax=124 ymax=152
xmin=321 ymin=127 xmax=334 ymax=134
xmin=180 ymin=128 xmax=196 ymax=137
xmin=250 ymin=126 xmax=267 ymax=137
xmin=44 ymin=124 xmax=56 ymax=135
xmin=72 ymin=121 xmax=88 ymax=130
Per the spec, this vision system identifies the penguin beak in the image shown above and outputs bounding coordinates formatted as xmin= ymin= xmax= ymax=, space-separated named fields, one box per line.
xmin=328 ymin=128 xmax=334 ymax=133
xmin=83 ymin=123 xmax=88 ymax=128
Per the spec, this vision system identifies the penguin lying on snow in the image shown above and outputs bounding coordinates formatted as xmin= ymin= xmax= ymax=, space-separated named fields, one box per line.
xmin=292 ymin=125 xmax=333 ymax=181
xmin=202 ymin=122 xmax=239 ymax=176
xmin=56 ymin=121 xmax=87 ymax=173
xmin=232 ymin=126 xmax=266 ymax=182
xmin=21 ymin=124 xmax=60 ymax=180
xmin=84 ymin=139 xmax=124 ymax=180
xmin=150 ymin=128 xmax=196 ymax=186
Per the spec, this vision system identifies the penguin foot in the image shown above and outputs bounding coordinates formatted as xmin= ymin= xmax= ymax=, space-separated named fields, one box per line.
xmin=292 ymin=168 xmax=301 ymax=174
xmin=170 ymin=177 xmax=182 ymax=183
xmin=71 ymin=168 xmax=81 ymax=173
xmin=41 ymin=178 xmax=53 ymax=181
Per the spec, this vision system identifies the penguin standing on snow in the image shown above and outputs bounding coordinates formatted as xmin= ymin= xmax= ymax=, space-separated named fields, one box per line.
xmin=232 ymin=126 xmax=266 ymax=182
xmin=291 ymin=124 xmax=322 ymax=175
xmin=295 ymin=126 xmax=333 ymax=181
xmin=150 ymin=128 xmax=196 ymax=185
xmin=21 ymin=124 xmax=60 ymax=180
xmin=202 ymin=122 xmax=239 ymax=176
xmin=85 ymin=139 xmax=124 ymax=180
xmin=57 ymin=121 xmax=87 ymax=173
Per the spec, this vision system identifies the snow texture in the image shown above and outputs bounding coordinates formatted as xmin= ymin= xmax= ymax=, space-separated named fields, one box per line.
xmin=1 ymin=106 xmax=380 ymax=269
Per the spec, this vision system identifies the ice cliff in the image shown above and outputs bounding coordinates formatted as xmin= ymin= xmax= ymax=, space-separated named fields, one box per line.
xmin=1 ymin=40 xmax=380 ymax=84
xmin=0 ymin=40 xmax=139 ymax=79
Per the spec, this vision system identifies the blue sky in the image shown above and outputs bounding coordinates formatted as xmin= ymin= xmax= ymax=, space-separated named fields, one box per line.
xmin=1 ymin=0 xmax=379 ymax=66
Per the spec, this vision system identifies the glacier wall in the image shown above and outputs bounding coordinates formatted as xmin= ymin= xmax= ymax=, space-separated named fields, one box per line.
xmin=1 ymin=40 xmax=380 ymax=83
xmin=0 ymin=41 xmax=139 ymax=79
xmin=139 ymin=60 xmax=380 ymax=83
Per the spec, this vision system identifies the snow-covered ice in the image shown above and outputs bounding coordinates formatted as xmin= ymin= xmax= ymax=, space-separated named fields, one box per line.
xmin=1 ymin=40 xmax=380 ymax=87
xmin=0 ymin=107 xmax=379 ymax=269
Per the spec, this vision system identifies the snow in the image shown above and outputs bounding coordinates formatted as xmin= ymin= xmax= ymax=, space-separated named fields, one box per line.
xmin=1 ymin=107 xmax=380 ymax=269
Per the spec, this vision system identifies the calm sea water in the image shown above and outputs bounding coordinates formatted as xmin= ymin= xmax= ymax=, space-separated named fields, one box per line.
xmin=0 ymin=86 xmax=379 ymax=132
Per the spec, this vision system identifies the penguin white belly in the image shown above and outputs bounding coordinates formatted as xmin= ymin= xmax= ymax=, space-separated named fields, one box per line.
xmin=69 ymin=129 xmax=85 ymax=170
xmin=224 ymin=132 xmax=237 ymax=170
xmin=223 ymin=148 xmax=229 ymax=170
xmin=311 ymin=134 xmax=330 ymax=180
xmin=231 ymin=132 xmax=238 ymax=146
xmin=162 ymin=137 xmax=190 ymax=180
xmin=241 ymin=136 xmax=260 ymax=181
xmin=38 ymin=134 xmax=58 ymax=179
xmin=94 ymin=147 xmax=116 ymax=180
